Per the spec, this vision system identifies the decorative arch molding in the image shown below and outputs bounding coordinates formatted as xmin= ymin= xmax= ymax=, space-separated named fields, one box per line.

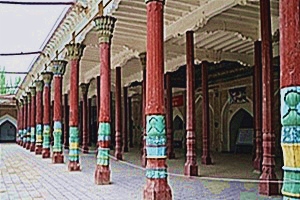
xmin=220 ymin=97 xmax=253 ymax=152
xmin=195 ymin=94 xmax=215 ymax=115
xmin=0 ymin=114 xmax=17 ymax=128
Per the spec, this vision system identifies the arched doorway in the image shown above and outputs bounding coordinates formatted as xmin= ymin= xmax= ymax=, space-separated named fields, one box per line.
xmin=173 ymin=115 xmax=184 ymax=148
xmin=0 ymin=120 xmax=16 ymax=142
xmin=229 ymin=109 xmax=253 ymax=153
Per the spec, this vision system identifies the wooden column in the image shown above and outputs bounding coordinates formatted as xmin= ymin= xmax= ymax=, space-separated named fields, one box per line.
xmin=128 ymin=96 xmax=133 ymax=148
xmin=123 ymin=87 xmax=128 ymax=152
xmin=139 ymin=52 xmax=147 ymax=167
xmin=253 ymin=41 xmax=263 ymax=171
xmin=144 ymin=0 xmax=172 ymax=199
xmin=94 ymin=15 xmax=116 ymax=185
xmin=166 ymin=73 xmax=175 ymax=159
xmin=201 ymin=61 xmax=212 ymax=165
xmin=115 ymin=67 xmax=123 ymax=159
xmin=35 ymin=80 xmax=44 ymax=154
xmin=65 ymin=43 xmax=85 ymax=171
xmin=22 ymin=95 xmax=27 ymax=148
xmin=96 ymin=76 xmax=100 ymax=129
xmin=51 ymin=60 xmax=67 ymax=163
xmin=280 ymin=0 xmax=300 ymax=198
xmin=88 ymin=98 xmax=92 ymax=146
xmin=29 ymin=86 xmax=36 ymax=152
xmin=63 ymin=94 xmax=69 ymax=149
xmin=184 ymin=31 xmax=198 ymax=176
xmin=18 ymin=100 xmax=23 ymax=146
xmin=26 ymin=92 xmax=31 ymax=150
xmin=41 ymin=71 xmax=53 ymax=158
xmin=80 ymin=83 xmax=89 ymax=153
xmin=258 ymin=0 xmax=279 ymax=195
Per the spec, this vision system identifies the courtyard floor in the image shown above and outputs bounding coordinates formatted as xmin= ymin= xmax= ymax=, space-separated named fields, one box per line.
xmin=0 ymin=143 xmax=283 ymax=200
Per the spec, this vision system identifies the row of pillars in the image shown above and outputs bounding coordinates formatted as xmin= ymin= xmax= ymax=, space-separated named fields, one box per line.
xmin=14 ymin=0 xmax=300 ymax=199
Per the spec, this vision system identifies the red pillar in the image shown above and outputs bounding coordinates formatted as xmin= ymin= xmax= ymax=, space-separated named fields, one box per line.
xmin=29 ymin=86 xmax=36 ymax=152
xmin=26 ymin=92 xmax=31 ymax=150
xmin=80 ymin=83 xmax=89 ymax=153
xmin=65 ymin=43 xmax=85 ymax=171
xmin=18 ymin=99 xmax=23 ymax=146
xmin=41 ymin=71 xmax=53 ymax=159
xmin=123 ymin=86 xmax=129 ymax=152
xmin=253 ymin=41 xmax=263 ymax=171
xmin=63 ymin=94 xmax=69 ymax=149
xmin=115 ymin=67 xmax=123 ymax=159
xmin=280 ymin=0 xmax=300 ymax=198
xmin=166 ymin=73 xmax=175 ymax=159
xmin=16 ymin=101 xmax=20 ymax=144
xmin=128 ymin=96 xmax=133 ymax=148
xmin=144 ymin=0 xmax=172 ymax=199
xmin=51 ymin=60 xmax=67 ymax=163
xmin=139 ymin=52 xmax=147 ymax=167
xmin=258 ymin=0 xmax=279 ymax=195
xmin=35 ymin=80 xmax=44 ymax=154
xmin=94 ymin=15 xmax=116 ymax=185
xmin=22 ymin=95 xmax=27 ymax=148
xmin=184 ymin=31 xmax=198 ymax=176
xmin=201 ymin=61 xmax=212 ymax=165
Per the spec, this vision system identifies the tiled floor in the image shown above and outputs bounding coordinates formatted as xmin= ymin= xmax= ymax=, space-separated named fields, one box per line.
xmin=0 ymin=144 xmax=283 ymax=200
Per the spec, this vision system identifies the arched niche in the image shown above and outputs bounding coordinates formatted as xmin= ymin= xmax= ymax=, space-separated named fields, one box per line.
xmin=0 ymin=114 xmax=17 ymax=142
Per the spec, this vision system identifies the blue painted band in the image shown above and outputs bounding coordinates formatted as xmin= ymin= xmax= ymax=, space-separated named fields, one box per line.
xmin=98 ymin=122 xmax=111 ymax=138
xmin=281 ymin=87 xmax=300 ymax=126
xmin=146 ymin=146 xmax=166 ymax=157
xmin=146 ymin=168 xmax=167 ymax=179
xmin=282 ymin=166 xmax=300 ymax=172
xmin=281 ymin=126 xmax=300 ymax=143
xmin=54 ymin=121 xmax=62 ymax=129
xmin=98 ymin=135 xmax=111 ymax=141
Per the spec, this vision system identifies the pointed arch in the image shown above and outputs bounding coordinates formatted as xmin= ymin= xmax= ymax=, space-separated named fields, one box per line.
xmin=0 ymin=114 xmax=17 ymax=128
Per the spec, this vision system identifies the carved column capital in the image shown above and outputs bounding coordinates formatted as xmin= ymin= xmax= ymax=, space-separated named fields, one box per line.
xmin=93 ymin=16 xmax=117 ymax=44
xmin=50 ymin=60 xmax=67 ymax=76
xmin=19 ymin=99 xmax=23 ymax=106
xmin=65 ymin=43 xmax=86 ymax=60
xmin=41 ymin=71 xmax=53 ymax=86
xmin=26 ymin=92 xmax=31 ymax=102
xmin=80 ymin=83 xmax=89 ymax=96
xmin=35 ymin=80 xmax=44 ymax=92
xmin=29 ymin=86 xmax=36 ymax=96
xmin=22 ymin=95 xmax=28 ymax=103
xmin=139 ymin=52 xmax=147 ymax=69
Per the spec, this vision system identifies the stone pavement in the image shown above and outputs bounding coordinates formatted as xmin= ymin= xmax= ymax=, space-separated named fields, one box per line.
xmin=0 ymin=144 xmax=282 ymax=200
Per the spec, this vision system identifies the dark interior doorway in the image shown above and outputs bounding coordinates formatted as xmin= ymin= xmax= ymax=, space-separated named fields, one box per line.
xmin=0 ymin=121 xmax=16 ymax=142
xmin=229 ymin=109 xmax=253 ymax=153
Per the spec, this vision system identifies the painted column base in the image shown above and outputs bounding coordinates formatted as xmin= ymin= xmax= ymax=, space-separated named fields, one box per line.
xmin=19 ymin=141 xmax=23 ymax=146
xmin=30 ymin=143 xmax=35 ymax=152
xmin=42 ymin=148 xmax=51 ymax=158
xmin=143 ymin=179 xmax=172 ymax=200
xmin=259 ymin=168 xmax=279 ymax=196
xmin=35 ymin=145 xmax=42 ymax=155
xmin=22 ymin=142 xmax=26 ymax=148
xmin=52 ymin=152 xmax=64 ymax=164
xmin=184 ymin=162 xmax=198 ymax=176
xmin=141 ymin=154 xmax=147 ymax=168
xmin=94 ymin=165 xmax=110 ymax=185
xmin=82 ymin=146 xmax=89 ymax=154
xmin=201 ymin=155 xmax=212 ymax=165
xmin=68 ymin=161 xmax=81 ymax=171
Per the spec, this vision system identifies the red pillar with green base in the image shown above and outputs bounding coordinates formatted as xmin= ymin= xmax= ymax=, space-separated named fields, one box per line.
xmin=35 ymin=80 xmax=44 ymax=155
xmin=143 ymin=0 xmax=172 ymax=199
xmin=280 ymin=0 xmax=300 ymax=199
xmin=22 ymin=95 xmax=27 ymax=148
xmin=51 ymin=60 xmax=67 ymax=163
xmin=41 ymin=71 xmax=53 ymax=159
xmin=29 ymin=86 xmax=36 ymax=152
xmin=93 ymin=15 xmax=116 ymax=185
xmin=65 ymin=43 xmax=86 ymax=171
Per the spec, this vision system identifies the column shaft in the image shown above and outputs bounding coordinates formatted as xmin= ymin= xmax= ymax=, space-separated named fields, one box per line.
xmin=35 ymin=80 xmax=44 ymax=154
xmin=184 ymin=31 xmax=198 ymax=176
xmin=26 ymin=93 xmax=31 ymax=149
xmin=22 ymin=96 xmax=27 ymax=148
xmin=30 ymin=87 xmax=36 ymax=152
xmin=201 ymin=61 xmax=212 ymax=165
xmin=166 ymin=73 xmax=175 ymax=159
xmin=123 ymin=87 xmax=128 ymax=152
xmin=63 ymin=94 xmax=69 ymax=149
xmin=258 ymin=0 xmax=279 ymax=195
xmin=42 ymin=72 xmax=53 ymax=159
xmin=128 ymin=96 xmax=133 ymax=148
xmin=280 ymin=0 xmax=300 ymax=198
xmin=253 ymin=41 xmax=263 ymax=171
xmin=80 ymin=83 xmax=89 ymax=153
xmin=115 ymin=67 xmax=123 ymax=159
xmin=144 ymin=1 xmax=172 ymax=199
